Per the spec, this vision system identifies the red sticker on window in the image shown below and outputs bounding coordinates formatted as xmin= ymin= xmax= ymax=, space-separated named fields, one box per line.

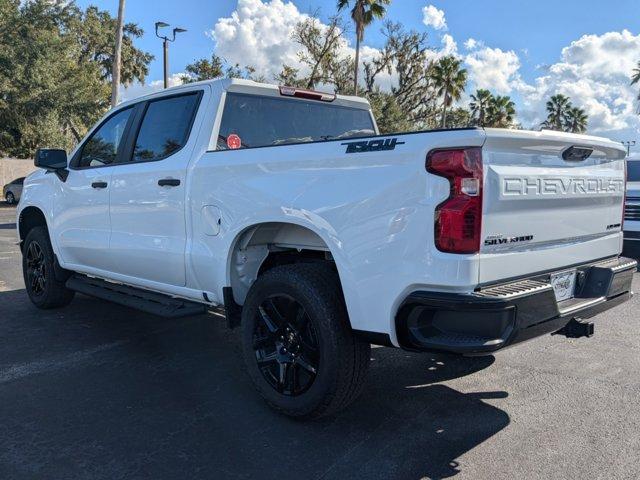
xmin=227 ymin=134 xmax=242 ymax=150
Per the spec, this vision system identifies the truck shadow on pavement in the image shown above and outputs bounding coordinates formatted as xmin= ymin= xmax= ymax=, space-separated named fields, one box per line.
xmin=0 ymin=289 xmax=510 ymax=480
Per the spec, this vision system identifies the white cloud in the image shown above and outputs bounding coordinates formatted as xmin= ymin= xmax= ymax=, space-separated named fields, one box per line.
xmin=464 ymin=47 xmax=521 ymax=95
xmin=440 ymin=34 xmax=458 ymax=56
xmin=464 ymin=38 xmax=479 ymax=50
xmin=210 ymin=0 xmax=311 ymax=80
xmin=515 ymin=30 xmax=640 ymax=136
xmin=426 ymin=33 xmax=458 ymax=62
xmin=422 ymin=5 xmax=447 ymax=31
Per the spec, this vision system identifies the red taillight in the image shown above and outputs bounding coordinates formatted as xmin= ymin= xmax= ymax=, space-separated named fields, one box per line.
xmin=426 ymin=148 xmax=483 ymax=254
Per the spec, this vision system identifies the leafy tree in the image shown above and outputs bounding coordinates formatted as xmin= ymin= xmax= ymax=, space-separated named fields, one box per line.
xmin=274 ymin=65 xmax=307 ymax=88
xmin=180 ymin=54 xmax=224 ymax=83
xmin=362 ymin=22 xmax=437 ymax=129
xmin=367 ymin=91 xmax=413 ymax=133
xmin=337 ymin=0 xmax=391 ymax=93
xmin=565 ymin=106 xmax=588 ymax=133
xmin=0 ymin=0 xmax=152 ymax=157
xmin=443 ymin=107 xmax=471 ymax=129
xmin=181 ymin=53 xmax=264 ymax=84
xmin=486 ymin=95 xmax=516 ymax=128
xmin=469 ymin=89 xmax=492 ymax=126
xmin=225 ymin=64 xmax=266 ymax=83
xmin=541 ymin=94 xmax=572 ymax=131
xmin=431 ymin=55 xmax=467 ymax=128
xmin=69 ymin=5 xmax=152 ymax=86
xmin=292 ymin=15 xmax=352 ymax=91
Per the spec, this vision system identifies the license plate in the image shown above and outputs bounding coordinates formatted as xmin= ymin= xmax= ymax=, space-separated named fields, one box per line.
xmin=550 ymin=270 xmax=577 ymax=302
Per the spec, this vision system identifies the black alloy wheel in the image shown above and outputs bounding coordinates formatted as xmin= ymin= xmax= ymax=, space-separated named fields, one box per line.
xmin=25 ymin=240 xmax=46 ymax=297
xmin=253 ymin=294 xmax=320 ymax=396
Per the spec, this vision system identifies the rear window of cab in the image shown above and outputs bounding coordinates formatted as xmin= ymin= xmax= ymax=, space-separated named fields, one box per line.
xmin=216 ymin=93 xmax=375 ymax=150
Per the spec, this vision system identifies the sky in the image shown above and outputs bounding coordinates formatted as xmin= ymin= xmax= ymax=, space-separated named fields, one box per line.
xmin=77 ymin=0 xmax=640 ymax=143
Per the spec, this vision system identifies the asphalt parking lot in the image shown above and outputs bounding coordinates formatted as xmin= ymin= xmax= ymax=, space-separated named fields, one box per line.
xmin=1 ymin=203 xmax=639 ymax=480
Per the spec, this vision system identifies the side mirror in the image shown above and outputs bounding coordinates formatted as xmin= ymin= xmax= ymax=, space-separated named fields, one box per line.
xmin=35 ymin=149 xmax=67 ymax=170
xmin=34 ymin=149 xmax=68 ymax=181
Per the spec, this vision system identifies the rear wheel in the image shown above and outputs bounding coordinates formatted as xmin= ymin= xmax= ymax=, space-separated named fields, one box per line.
xmin=22 ymin=227 xmax=74 ymax=309
xmin=5 ymin=192 xmax=15 ymax=204
xmin=241 ymin=263 xmax=370 ymax=419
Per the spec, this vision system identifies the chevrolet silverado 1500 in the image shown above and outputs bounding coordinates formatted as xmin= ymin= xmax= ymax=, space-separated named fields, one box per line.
xmin=18 ymin=79 xmax=636 ymax=418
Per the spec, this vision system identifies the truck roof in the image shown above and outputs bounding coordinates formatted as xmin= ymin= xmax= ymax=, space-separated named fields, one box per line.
xmin=120 ymin=77 xmax=372 ymax=111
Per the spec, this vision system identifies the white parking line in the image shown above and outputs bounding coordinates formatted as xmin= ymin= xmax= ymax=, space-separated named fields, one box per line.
xmin=0 ymin=340 xmax=129 ymax=384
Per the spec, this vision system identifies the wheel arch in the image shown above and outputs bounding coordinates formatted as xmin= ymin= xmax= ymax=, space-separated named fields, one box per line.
xmin=226 ymin=221 xmax=347 ymax=308
xmin=18 ymin=206 xmax=49 ymax=252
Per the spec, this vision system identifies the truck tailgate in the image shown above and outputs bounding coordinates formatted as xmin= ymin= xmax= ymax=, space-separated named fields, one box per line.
xmin=479 ymin=129 xmax=626 ymax=284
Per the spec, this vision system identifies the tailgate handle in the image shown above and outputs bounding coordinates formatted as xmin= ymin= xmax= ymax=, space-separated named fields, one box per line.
xmin=562 ymin=146 xmax=593 ymax=161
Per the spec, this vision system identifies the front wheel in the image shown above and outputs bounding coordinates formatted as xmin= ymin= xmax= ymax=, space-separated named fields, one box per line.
xmin=5 ymin=192 xmax=15 ymax=204
xmin=241 ymin=263 xmax=370 ymax=419
xmin=22 ymin=227 xmax=75 ymax=309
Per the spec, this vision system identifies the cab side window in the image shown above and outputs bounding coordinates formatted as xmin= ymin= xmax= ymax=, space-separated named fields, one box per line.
xmin=130 ymin=93 xmax=200 ymax=162
xmin=78 ymin=107 xmax=132 ymax=168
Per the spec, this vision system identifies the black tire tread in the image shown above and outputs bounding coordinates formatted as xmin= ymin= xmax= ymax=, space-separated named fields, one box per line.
xmin=307 ymin=264 xmax=370 ymax=416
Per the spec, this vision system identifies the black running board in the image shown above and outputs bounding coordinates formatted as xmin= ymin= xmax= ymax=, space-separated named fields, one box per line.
xmin=66 ymin=275 xmax=207 ymax=318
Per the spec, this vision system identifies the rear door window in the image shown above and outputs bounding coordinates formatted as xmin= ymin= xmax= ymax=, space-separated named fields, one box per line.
xmin=628 ymin=161 xmax=640 ymax=182
xmin=217 ymin=93 xmax=375 ymax=150
xmin=130 ymin=93 xmax=201 ymax=162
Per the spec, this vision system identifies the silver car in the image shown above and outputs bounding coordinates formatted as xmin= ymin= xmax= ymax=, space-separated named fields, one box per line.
xmin=3 ymin=177 xmax=24 ymax=204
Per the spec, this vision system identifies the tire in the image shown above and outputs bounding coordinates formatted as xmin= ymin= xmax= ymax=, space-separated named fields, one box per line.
xmin=241 ymin=263 xmax=370 ymax=419
xmin=22 ymin=226 xmax=75 ymax=309
xmin=5 ymin=192 xmax=15 ymax=204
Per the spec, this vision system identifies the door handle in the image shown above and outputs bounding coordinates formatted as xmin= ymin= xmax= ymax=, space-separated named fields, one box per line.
xmin=91 ymin=181 xmax=108 ymax=189
xmin=158 ymin=178 xmax=180 ymax=187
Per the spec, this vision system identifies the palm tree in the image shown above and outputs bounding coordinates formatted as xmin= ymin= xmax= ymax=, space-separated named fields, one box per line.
xmin=487 ymin=95 xmax=516 ymax=128
xmin=631 ymin=61 xmax=640 ymax=105
xmin=337 ymin=0 xmax=391 ymax=94
xmin=431 ymin=55 xmax=468 ymax=128
xmin=469 ymin=89 xmax=493 ymax=126
xmin=542 ymin=94 xmax=571 ymax=131
xmin=565 ymin=106 xmax=588 ymax=133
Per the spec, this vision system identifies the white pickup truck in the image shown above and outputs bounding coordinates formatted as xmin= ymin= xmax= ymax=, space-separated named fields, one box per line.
xmin=18 ymin=79 xmax=636 ymax=418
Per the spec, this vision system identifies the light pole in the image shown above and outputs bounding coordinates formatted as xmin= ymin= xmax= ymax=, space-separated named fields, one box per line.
xmin=111 ymin=0 xmax=126 ymax=107
xmin=621 ymin=140 xmax=636 ymax=157
xmin=155 ymin=22 xmax=187 ymax=89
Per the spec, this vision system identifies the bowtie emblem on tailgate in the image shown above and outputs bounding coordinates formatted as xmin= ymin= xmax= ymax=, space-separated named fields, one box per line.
xmin=342 ymin=137 xmax=405 ymax=153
